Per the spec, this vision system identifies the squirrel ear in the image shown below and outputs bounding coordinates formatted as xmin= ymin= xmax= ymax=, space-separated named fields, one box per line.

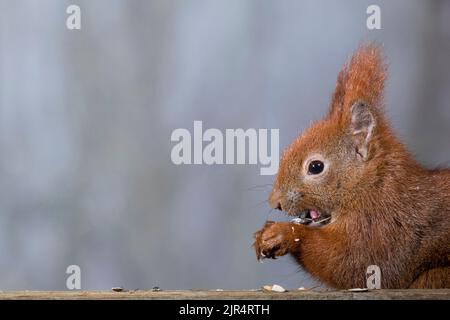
xmin=329 ymin=68 xmax=346 ymax=117
xmin=350 ymin=101 xmax=375 ymax=160
xmin=330 ymin=44 xmax=386 ymax=119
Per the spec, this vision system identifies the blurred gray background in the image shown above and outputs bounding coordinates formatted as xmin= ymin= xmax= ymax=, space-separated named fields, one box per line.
xmin=0 ymin=0 xmax=449 ymax=290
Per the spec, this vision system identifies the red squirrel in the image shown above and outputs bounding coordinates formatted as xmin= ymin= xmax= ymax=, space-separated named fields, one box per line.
xmin=253 ymin=44 xmax=450 ymax=289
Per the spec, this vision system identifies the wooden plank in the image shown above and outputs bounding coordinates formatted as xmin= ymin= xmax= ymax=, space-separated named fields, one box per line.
xmin=0 ymin=289 xmax=448 ymax=300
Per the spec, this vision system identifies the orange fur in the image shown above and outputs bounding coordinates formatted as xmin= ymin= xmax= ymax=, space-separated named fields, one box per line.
xmin=253 ymin=44 xmax=450 ymax=289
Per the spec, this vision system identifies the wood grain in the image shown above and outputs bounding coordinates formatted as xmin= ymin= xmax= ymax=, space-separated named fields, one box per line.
xmin=0 ymin=289 xmax=448 ymax=300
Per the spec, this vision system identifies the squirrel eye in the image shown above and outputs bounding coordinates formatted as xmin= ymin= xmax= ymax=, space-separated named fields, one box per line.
xmin=308 ymin=160 xmax=324 ymax=175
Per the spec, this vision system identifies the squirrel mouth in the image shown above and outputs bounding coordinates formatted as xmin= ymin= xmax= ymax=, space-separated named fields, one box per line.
xmin=291 ymin=209 xmax=331 ymax=227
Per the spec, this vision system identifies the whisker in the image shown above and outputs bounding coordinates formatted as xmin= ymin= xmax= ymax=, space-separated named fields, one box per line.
xmin=265 ymin=208 xmax=274 ymax=220
xmin=245 ymin=184 xmax=273 ymax=191
xmin=252 ymin=199 xmax=269 ymax=209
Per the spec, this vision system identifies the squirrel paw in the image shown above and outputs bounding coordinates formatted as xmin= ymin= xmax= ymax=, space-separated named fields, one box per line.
xmin=253 ymin=221 xmax=299 ymax=260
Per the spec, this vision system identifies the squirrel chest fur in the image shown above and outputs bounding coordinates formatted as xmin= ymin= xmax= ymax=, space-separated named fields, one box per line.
xmin=253 ymin=44 xmax=450 ymax=289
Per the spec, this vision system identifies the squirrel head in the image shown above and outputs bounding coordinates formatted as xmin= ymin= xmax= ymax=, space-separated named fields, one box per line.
xmin=269 ymin=44 xmax=395 ymax=227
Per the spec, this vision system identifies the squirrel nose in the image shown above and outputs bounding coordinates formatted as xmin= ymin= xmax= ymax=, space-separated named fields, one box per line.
xmin=269 ymin=189 xmax=283 ymax=211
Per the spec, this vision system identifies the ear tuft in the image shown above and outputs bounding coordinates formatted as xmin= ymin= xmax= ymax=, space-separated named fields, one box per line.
xmin=329 ymin=68 xmax=346 ymax=117
xmin=329 ymin=43 xmax=386 ymax=118
xmin=350 ymin=101 xmax=375 ymax=160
